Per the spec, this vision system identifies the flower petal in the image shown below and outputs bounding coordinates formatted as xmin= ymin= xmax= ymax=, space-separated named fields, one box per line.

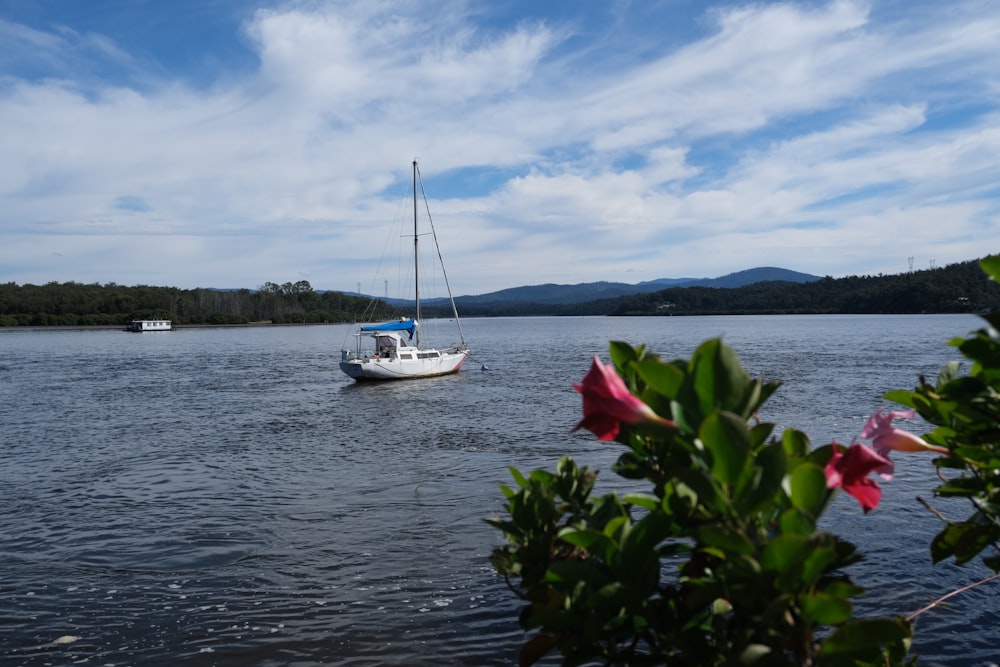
xmin=824 ymin=443 xmax=892 ymax=513
xmin=573 ymin=356 xmax=675 ymax=441
xmin=843 ymin=476 xmax=882 ymax=514
xmin=873 ymin=428 xmax=948 ymax=455
xmin=859 ymin=408 xmax=915 ymax=439
xmin=573 ymin=413 xmax=621 ymax=441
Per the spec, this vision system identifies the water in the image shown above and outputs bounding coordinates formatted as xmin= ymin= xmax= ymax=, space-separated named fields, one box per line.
xmin=1 ymin=315 xmax=997 ymax=666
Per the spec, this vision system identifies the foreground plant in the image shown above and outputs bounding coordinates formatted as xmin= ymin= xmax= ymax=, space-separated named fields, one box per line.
xmin=883 ymin=256 xmax=1000 ymax=571
xmin=488 ymin=339 xmax=915 ymax=666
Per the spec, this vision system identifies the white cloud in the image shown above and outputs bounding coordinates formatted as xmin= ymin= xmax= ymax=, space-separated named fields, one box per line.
xmin=1 ymin=0 xmax=999 ymax=293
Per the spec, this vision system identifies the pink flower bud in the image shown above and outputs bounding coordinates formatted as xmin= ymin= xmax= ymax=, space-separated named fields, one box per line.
xmin=858 ymin=408 xmax=947 ymax=480
xmin=573 ymin=356 xmax=674 ymax=441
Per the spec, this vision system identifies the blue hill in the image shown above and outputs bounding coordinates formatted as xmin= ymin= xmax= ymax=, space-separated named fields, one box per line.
xmin=444 ymin=267 xmax=822 ymax=306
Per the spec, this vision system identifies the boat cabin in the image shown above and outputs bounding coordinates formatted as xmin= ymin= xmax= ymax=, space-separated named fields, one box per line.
xmin=128 ymin=320 xmax=173 ymax=332
xmin=376 ymin=334 xmax=398 ymax=359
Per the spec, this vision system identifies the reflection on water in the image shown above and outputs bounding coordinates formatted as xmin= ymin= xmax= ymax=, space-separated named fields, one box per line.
xmin=1 ymin=315 xmax=996 ymax=665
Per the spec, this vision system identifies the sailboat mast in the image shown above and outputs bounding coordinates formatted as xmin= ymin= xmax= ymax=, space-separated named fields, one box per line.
xmin=412 ymin=159 xmax=420 ymax=346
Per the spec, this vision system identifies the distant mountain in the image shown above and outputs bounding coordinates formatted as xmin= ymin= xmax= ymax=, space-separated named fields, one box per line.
xmin=441 ymin=267 xmax=822 ymax=306
xmin=677 ymin=267 xmax=823 ymax=289
xmin=453 ymin=281 xmax=661 ymax=306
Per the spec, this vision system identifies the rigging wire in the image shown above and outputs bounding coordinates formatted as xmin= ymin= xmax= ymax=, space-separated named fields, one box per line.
xmin=340 ymin=162 xmax=467 ymax=353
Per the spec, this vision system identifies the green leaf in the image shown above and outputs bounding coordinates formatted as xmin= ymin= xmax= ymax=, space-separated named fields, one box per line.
xmin=984 ymin=554 xmax=1000 ymax=572
xmin=748 ymin=421 xmax=776 ymax=449
xmin=735 ymin=441 xmax=786 ymax=515
xmin=559 ymin=528 xmax=615 ymax=559
xmin=779 ymin=508 xmax=816 ymax=536
xmin=675 ymin=467 xmax=728 ymax=515
xmin=737 ymin=377 xmax=762 ymax=420
xmin=508 ymin=466 xmax=528 ymax=488
xmin=527 ymin=468 xmax=555 ymax=485
xmin=760 ymin=534 xmax=809 ymax=575
xmin=801 ymin=592 xmax=852 ymax=625
xmin=635 ymin=359 xmax=685 ymax=399
xmin=952 ymin=446 xmax=1000 ymax=466
xmin=608 ymin=340 xmax=639 ymax=370
xmin=882 ymin=389 xmax=917 ymax=408
xmin=691 ymin=339 xmax=750 ymax=416
xmin=820 ymin=618 xmax=912 ymax=657
xmin=819 ymin=579 xmax=865 ymax=598
xmin=936 ymin=477 xmax=986 ymax=497
xmin=621 ymin=492 xmax=660 ymax=511
xmin=669 ymin=398 xmax=697 ymax=434
xmin=545 ymin=559 xmax=605 ymax=584
xmin=782 ymin=428 xmax=810 ymax=459
xmin=801 ymin=544 xmax=837 ymax=586
xmin=697 ymin=524 xmax=755 ymax=556
xmin=602 ymin=515 xmax=630 ymax=540
xmin=612 ymin=450 xmax=650 ymax=480
xmin=789 ymin=462 xmax=829 ymax=518
xmin=595 ymin=581 xmax=628 ymax=607
xmin=700 ymin=411 xmax=751 ymax=489
xmin=619 ymin=513 xmax=670 ymax=593
xmin=931 ymin=522 xmax=1000 ymax=565
xmin=980 ymin=255 xmax=1000 ymax=282
xmin=937 ymin=360 xmax=963 ymax=387
xmin=664 ymin=480 xmax=700 ymax=519
xmin=624 ymin=510 xmax=672 ymax=555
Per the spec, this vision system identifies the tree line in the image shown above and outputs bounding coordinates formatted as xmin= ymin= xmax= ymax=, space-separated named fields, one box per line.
xmin=608 ymin=258 xmax=1000 ymax=316
xmin=3 ymin=257 xmax=998 ymax=326
xmin=0 ymin=280 xmax=395 ymax=327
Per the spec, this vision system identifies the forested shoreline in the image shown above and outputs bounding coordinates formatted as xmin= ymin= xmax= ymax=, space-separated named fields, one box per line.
xmin=607 ymin=258 xmax=1000 ymax=316
xmin=2 ymin=258 xmax=998 ymax=327
xmin=0 ymin=280 xmax=395 ymax=327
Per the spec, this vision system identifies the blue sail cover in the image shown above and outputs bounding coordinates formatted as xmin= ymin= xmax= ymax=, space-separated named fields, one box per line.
xmin=361 ymin=319 xmax=416 ymax=339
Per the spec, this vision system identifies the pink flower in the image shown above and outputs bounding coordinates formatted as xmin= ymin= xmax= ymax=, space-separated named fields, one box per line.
xmin=858 ymin=408 xmax=948 ymax=480
xmin=825 ymin=442 xmax=893 ymax=514
xmin=573 ymin=356 xmax=674 ymax=441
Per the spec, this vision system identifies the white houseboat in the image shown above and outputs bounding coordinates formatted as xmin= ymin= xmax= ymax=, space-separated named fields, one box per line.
xmin=127 ymin=320 xmax=174 ymax=332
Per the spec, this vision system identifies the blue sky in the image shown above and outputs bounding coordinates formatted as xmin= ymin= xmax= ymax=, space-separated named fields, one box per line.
xmin=2 ymin=0 xmax=999 ymax=296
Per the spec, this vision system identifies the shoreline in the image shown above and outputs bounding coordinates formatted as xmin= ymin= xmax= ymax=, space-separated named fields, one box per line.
xmin=0 ymin=322 xmax=348 ymax=333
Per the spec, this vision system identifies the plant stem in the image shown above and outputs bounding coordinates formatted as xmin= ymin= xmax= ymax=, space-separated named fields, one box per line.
xmin=906 ymin=571 xmax=1000 ymax=621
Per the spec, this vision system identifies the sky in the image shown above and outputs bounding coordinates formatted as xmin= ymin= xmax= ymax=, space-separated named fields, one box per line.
xmin=1 ymin=0 xmax=999 ymax=297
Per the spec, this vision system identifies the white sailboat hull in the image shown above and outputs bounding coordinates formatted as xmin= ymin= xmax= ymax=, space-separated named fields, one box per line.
xmin=339 ymin=349 xmax=468 ymax=380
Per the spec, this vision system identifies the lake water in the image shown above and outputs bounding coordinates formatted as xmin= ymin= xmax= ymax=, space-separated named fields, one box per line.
xmin=1 ymin=315 xmax=997 ymax=666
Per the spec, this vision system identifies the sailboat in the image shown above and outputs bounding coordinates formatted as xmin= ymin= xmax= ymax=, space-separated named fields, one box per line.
xmin=339 ymin=161 xmax=469 ymax=381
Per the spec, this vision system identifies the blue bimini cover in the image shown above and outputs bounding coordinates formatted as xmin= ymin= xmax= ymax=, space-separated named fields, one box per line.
xmin=361 ymin=319 xmax=416 ymax=339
